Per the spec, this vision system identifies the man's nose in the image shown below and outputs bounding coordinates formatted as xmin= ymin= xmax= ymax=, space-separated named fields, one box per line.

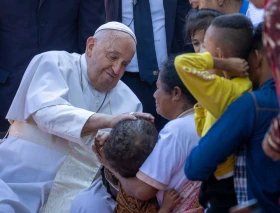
xmin=112 ymin=62 xmax=122 ymax=75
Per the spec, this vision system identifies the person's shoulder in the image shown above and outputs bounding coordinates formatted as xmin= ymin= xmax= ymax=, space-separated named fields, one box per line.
xmin=231 ymin=77 xmax=252 ymax=89
xmin=227 ymin=91 xmax=255 ymax=111
xmin=41 ymin=50 xmax=76 ymax=58
xmin=32 ymin=50 xmax=74 ymax=62
xmin=162 ymin=113 xmax=198 ymax=138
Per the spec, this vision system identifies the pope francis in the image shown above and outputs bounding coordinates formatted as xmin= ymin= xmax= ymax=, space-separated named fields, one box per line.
xmin=0 ymin=22 xmax=152 ymax=213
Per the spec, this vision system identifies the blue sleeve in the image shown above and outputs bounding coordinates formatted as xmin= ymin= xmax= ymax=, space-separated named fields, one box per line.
xmin=185 ymin=93 xmax=256 ymax=180
xmin=78 ymin=0 xmax=105 ymax=53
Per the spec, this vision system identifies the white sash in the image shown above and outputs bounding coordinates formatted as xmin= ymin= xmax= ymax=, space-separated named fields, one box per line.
xmin=9 ymin=121 xmax=100 ymax=213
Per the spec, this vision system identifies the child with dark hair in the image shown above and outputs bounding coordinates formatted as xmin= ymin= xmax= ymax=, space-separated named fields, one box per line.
xmin=175 ymin=14 xmax=254 ymax=212
xmin=185 ymin=9 xmax=223 ymax=53
xmin=95 ymin=118 xmax=187 ymax=213
xmin=103 ymin=118 xmax=158 ymax=179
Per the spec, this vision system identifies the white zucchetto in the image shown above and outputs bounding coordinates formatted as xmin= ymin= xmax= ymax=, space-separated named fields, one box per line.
xmin=94 ymin=21 xmax=137 ymax=44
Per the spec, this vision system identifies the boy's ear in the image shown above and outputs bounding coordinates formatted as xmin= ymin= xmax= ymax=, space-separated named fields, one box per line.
xmin=216 ymin=47 xmax=224 ymax=58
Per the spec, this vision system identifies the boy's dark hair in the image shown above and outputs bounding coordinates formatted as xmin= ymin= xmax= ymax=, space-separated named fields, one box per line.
xmin=251 ymin=22 xmax=263 ymax=52
xmin=160 ymin=57 xmax=197 ymax=106
xmin=185 ymin=9 xmax=223 ymax=41
xmin=104 ymin=118 xmax=158 ymax=178
xmin=211 ymin=14 xmax=254 ymax=59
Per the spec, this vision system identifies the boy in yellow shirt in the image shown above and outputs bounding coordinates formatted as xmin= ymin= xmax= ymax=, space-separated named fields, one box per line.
xmin=175 ymin=14 xmax=254 ymax=212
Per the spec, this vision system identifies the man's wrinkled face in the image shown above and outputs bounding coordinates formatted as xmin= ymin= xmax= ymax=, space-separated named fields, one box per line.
xmin=85 ymin=33 xmax=136 ymax=92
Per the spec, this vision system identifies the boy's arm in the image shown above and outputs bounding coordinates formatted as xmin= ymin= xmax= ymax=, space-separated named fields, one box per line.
xmin=214 ymin=57 xmax=249 ymax=78
xmin=175 ymin=53 xmax=251 ymax=119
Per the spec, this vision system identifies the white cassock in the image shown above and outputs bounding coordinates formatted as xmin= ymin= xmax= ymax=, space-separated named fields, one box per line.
xmin=0 ymin=51 xmax=142 ymax=213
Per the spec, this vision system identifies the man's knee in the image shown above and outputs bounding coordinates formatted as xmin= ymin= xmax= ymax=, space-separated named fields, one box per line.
xmin=71 ymin=178 xmax=116 ymax=213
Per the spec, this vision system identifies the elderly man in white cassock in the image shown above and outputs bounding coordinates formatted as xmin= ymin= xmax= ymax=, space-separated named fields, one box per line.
xmin=0 ymin=22 xmax=151 ymax=213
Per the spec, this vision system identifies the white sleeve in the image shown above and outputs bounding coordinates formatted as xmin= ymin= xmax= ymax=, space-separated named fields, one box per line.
xmin=32 ymin=105 xmax=95 ymax=148
xmin=137 ymin=126 xmax=185 ymax=189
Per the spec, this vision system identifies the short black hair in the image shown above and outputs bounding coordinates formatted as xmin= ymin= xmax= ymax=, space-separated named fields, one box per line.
xmin=185 ymin=9 xmax=223 ymax=41
xmin=211 ymin=14 xmax=254 ymax=58
xmin=251 ymin=22 xmax=263 ymax=52
xmin=160 ymin=57 xmax=196 ymax=106
xmin=104 ymin=118 xmax=158 ymax=178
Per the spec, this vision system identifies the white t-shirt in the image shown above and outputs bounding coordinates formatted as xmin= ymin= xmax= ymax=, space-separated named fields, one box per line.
xmin=246 ymin=2 xmax=264 ymax=26
xmin=136 ymin=111 xmax=200 ymax=205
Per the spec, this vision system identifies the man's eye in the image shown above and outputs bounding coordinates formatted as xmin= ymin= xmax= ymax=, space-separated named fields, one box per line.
xmin=107 ymin=54 xmax=118 ymax=61
xmin=110 ymin=56 xmax=117 ymax=60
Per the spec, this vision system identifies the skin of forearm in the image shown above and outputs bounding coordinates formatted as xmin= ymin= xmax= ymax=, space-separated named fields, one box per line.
xmin=82 ymin=113 xmax=111 ymax=134
xmin=213 ymin=58 xmax=232 ymax=79
xmin=213 ymin=57 xmax=228 ymax=71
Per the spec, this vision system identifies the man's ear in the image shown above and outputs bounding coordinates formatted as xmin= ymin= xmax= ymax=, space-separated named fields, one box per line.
xmin=216 ymin=0 xmax=225 ymax=6
xmin=254 ymin=49 xmax=263 ymax=70
xmin=172 ymin=86 xmax=182 ymax=101
xmin=85 ymin=37 xmax=95 ymax=57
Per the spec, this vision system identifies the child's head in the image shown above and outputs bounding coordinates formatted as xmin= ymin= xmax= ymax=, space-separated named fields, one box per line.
xmin=205 ymin=14 xmax=253 ymax=59
xmin=104 ymin=118 xmax=158 ymax=178
xmin=185 ymin=9 xmax=223 ymax=53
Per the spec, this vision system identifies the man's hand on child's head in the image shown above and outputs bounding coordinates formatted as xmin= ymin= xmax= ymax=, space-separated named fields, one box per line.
xmin=159 ymin=189 xmax=182 ymax=213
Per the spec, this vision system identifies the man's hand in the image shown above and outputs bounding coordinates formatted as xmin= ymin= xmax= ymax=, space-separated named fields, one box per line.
xmin=108 ymin=112 xmax=154 ymax=128
xmin=82 ymin=112 xmax=154 ymax=134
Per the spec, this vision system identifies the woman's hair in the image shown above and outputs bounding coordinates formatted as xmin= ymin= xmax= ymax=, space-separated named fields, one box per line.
xmin=251 ymin=22 xmax=263 ymax=52
xmin=104 ymin=118 xmax=158 ymax=178
xmin=185 ymin=9 xmax=223 ymax=42
xmin=160 ymin=57 xmax=196 ymax=106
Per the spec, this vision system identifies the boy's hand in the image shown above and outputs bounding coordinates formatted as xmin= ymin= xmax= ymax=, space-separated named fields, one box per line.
xmin=92 ymin=131 xmax=110 ymax=168
xmin=224 ymin=58 xmax=249 ymax=77
xmin=159 ymin=189 xmax=182 ymax=213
